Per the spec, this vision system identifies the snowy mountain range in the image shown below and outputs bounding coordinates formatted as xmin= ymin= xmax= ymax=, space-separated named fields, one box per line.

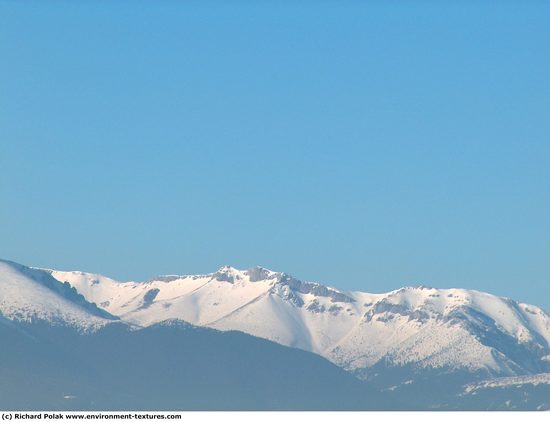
xmin=0 ymin=259 xmax=386 ymax=410
xmin=48 ymin=264 xmax=550 ymax=378
xmin=1 ymin=258 xmax=549 ymax=410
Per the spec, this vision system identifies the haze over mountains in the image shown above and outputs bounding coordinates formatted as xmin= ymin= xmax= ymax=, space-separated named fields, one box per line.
xmin=1 ymin=258 xmax=549 ymax=410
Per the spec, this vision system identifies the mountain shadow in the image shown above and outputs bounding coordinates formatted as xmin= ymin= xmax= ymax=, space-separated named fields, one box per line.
xmin=0 ymin=318 xmax=392 ymax=410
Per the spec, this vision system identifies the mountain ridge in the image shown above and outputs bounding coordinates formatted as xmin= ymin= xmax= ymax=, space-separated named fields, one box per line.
xmin=0 ymin=259 xmax=119 ymax=331
xmin=2 ymin=258 xmax=550 ymax=410
xmin=39 ymin=262 xmax=550 ymax=380
xmin=3 ymin=258 xmax=550 ymax=377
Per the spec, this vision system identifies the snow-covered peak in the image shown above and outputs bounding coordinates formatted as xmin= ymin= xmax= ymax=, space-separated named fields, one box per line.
xmin=37 ymin=261 xmax=550 ymax=377
xmin=360 ymin=285 xmax=549 ymax=342
xmin=0 ymin=259 xmax=118 ymax=331
xmin=4 ymin=255 xmax=550 ymax=392
xmin=210 ymin=265 xmax=287 ymax=285
xmin=138 ymin=265 xmax=355 ymax=304
xmin=144 ymin=265 xmax=277 ymax=284
xmin=244 ymin=266 xmax=278 ymax=282
xmin=211 ymin=265 xmax=247 ymax=283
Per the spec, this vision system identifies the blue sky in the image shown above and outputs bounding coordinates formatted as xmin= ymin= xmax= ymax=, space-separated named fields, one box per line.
xmin=1 ymin=1 xmax=549 ymax=310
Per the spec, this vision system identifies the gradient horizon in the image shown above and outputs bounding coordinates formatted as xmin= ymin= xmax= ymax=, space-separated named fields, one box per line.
xmin=1 ymin=1 xmax=549 ymax=310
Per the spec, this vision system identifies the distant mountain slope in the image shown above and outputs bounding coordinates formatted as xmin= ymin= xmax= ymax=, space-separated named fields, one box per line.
xmin=50 ymin=265 xmax=550 ymax=380
xmin=458 ymin=373 xmax=550 ymax=410
xmin=3 ymin=258 xmax=550 ymax=410
xmin=0 ymin=260 xmax=389 ymax=410
xmin=0 ymin=259 xmax=118 ymax=330
xmin=0 ymin=316 xmax=389 ymax=410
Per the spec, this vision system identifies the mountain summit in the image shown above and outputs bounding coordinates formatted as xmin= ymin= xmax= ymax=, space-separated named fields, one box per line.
xmin=45 ymin=264 xmax=550 ymax=381
xmin=2 ymin=259 xmax=550 ymax=409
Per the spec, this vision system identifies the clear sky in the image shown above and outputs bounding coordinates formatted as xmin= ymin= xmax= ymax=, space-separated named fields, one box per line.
xmin=1 ymin=1 xmax=549 ymax=310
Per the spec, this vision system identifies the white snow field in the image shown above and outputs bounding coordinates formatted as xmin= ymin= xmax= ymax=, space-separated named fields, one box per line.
xmin=0 ymin=259 xmax=117 ymax=331
xmin=45 ymin=264 xmax=550 ymax=376
xmin=464 ymin=372 xmax=550 ymax=393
